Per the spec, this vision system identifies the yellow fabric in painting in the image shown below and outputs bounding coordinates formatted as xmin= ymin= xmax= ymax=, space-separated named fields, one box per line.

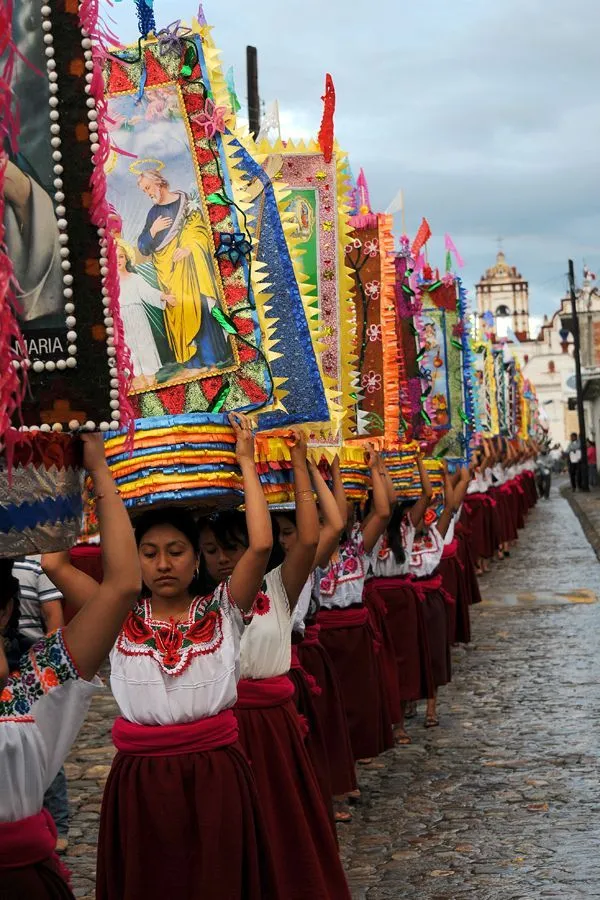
xmin=153 ymin=212 xmax=220 ymax=365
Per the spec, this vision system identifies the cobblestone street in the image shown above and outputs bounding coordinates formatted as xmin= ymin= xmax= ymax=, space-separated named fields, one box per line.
xmin=64 ymin=485 xmax=600 ymax=899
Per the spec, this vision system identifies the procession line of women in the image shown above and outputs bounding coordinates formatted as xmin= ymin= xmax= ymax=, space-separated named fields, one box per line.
xmin=0 ymin=425 xmax=538 ymax=899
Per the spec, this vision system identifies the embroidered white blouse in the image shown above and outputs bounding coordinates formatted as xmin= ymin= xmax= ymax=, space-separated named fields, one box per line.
xmin=0 ymin=630 xmax=101 ymax=823
xmin=409 ymin=525 xmax=445 ymax=578
xmin=318 ymin=525 xmax=366 ymax=610
xmin=467 ymin=471 xmax=489 ymax=494
xmin=110 ymin=581 xmax=244 ymax=726
xmin=366 ymin=519 xmax=415 ymax=579
xmin=239 ymin=566 xmax=292 ymax=680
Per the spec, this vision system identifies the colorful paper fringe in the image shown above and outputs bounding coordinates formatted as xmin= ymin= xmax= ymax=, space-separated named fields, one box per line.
xmin=0 ymin=431 xmax=84 ymax=558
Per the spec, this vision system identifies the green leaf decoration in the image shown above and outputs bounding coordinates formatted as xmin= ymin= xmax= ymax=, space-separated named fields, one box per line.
xmin=458 ymin=406 xmax=470 ymax=424
xmin=409 ymin=324 xmax=419 ymax=336
xmin=429 ymin=280 xmax=442 ymax=291
xmin=451 ymin=338 xmax=463 ymax=350
xmin=208 ymin=381 xmax=232 ymax=413
xmin=205 ymin=193 xmax=230 ymax=206
xmin=416 ymin=347 xmax=427 ymax=361
xmin=434 ymin=446 xmax=449 ymax=459
xmin=211 ymin=307 xmax=238 ymax=335
xmin=421 ymin=408 xmax=432 ymax=425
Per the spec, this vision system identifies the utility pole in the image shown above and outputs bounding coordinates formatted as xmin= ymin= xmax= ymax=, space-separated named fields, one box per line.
xmin=568 ymin=259 xmax=589 ymax=491
xmin=246 ymin=46 xmax=260 ymax=140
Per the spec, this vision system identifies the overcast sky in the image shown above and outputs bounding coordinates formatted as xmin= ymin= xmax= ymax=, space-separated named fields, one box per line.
xmin=108 ymin=0 xmax=600 ymax=322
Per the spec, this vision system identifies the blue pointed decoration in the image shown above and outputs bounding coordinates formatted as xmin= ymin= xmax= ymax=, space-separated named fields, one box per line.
xmin=215 ymin=232 xmax=252 ymax=266
xmin=135 ymin=0 xmax=156 ymax=37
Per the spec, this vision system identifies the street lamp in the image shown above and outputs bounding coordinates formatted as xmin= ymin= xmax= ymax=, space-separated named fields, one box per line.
xmin=566 ymin=260 xmax=589 ymax=491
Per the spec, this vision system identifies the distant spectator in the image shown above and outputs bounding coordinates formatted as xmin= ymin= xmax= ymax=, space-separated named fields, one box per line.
xmin=587 ymin=440 xmax=598 ymax=488
xmin=567 ymin=433 xmax=582 ymax=491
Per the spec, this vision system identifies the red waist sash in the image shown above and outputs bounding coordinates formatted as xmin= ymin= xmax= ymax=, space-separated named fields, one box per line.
xmin=302 ymin=624 xmax=321 ymax=646
xmin=412 ymin=574 xmax=455 ymax=605
xmin=0 ymin=809 xmax=57 ymax=870
xmin=441 ymin=539 xmax=458 ymax=559
xmin=317 ymin=606 xmax=369 ymax=630
xmin=235 ymin=675 xmax=295 ymax=709
xmin=112 ymin=708 xmax=238 ymax=757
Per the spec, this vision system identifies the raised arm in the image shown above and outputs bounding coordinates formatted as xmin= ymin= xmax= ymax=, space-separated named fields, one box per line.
xmin=228 ymin=413 xmax=273 ymax=613
xmin=436 ymin=465 xmax=455 ymax=538
xmin=330 ymin=456 xmax=348 ymax=530
xmin=60 ymin=435 xmax=141 ymax=682
xmin=410 ymin=455 xmax=433 ymax=527
xmin=361 ymin=448 xmax=391 ymax=555
xmin=281 ymin=431 xmax=319 ymax=609
xmin=452 ymin=466 xmax=471 ymax=510
xmin=310 ymin=460 xmax=345 ymax=570
xmin=41 ymin=551 xmax=98 ymax=615
xmin=381 ymin=460 xmax=398 ymax=507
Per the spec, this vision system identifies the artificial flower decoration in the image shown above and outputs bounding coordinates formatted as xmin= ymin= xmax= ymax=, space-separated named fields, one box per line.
xmin=367 ymin=324 xmax=382 ymax=342
xmin=363 ymin=238 xmax=379 ymax=257
xmin=361 ymin=371 xmax=382 ymax=394
xmin=452 ymin=321 xmax=466 ymax=339
xmin=424 ymin=508 xmax=437 ymax=527
xmin=442 ymin=271 xmax=456 ymax=287
xmin=156 ymin=20 xmax=192 ymax=56
xmin=193 ymin=98 xmax=228 ymax=140
xmin=365 ymin=280 xmax=380 ymax=300
xmin=215 ymin=232 xmax=252 ymax=266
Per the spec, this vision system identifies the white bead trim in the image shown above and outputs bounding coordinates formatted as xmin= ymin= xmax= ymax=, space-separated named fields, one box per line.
xmin=17 ymin=7 xmax=124 ymax=437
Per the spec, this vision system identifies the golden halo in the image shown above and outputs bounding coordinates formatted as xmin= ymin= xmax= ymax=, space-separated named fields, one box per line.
xmin=115 ymin=238 xmax=137 ymax=267
xmin=129 ymin=158 xmax=166 ymax=176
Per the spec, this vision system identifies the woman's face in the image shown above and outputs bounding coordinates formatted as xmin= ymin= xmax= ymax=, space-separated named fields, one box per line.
xmin=199 ymin=526 xmax=246 ymax=584
xmin=116 ymin=248 xmax=128 ymax=274
xmin=275 ymin=516 xmax=297 ymax=556
xmin=138 ymin=524 xmax=196 ymax=600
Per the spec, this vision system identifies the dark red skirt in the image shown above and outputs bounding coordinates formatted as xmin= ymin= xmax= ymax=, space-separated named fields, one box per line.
xmin=365 ymin=578 xmax=431 ymax=701
xmin=234 ymin=696 xmax=351 ymax=900
xmin=418 ymin=587 xmax=451 ymax=689
xmin=456 ymin=528 xmax=482 ymax=607
xmin=288 ymin=647 xmax=335 ymax=829
xmin=463 ymin=494 xmax=494 ymax=559
xmin=297 ymin=630 xmax=357 ymax=796
xmin=317 ymin=607 xmax=394 ymax=760
xmin=0 ymin=862 xmax=74 ymax=899
xmin=438 ymin=552 xmax=471 ymax=645
xmin=96 ymin=741 xmax=279 ymax=900
xmin=363 ymin=583 xmax=402 ymax=723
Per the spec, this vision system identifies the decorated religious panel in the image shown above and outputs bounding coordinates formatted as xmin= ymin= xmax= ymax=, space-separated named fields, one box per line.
xmin=4 ymin=0 xmax=126 ymax=432
xmin=394 ymin=251 xmax=423 ymax=441
xmin=471 ymin=339 xmax=497 ymax=437
xmin=103 ymin=33 xmax=277 ymax=420
xmin=505 ymin=358 xmax=518 ymax=438
xmin=345 ymin=187 xmax=399 ymax=442
xmin=254 ymin=140 xmax=357 ymax=448
xmin=493 ymin=348 xmax=509 ymax=435
xmin=413 ymin=279 xmax=467 ymax=462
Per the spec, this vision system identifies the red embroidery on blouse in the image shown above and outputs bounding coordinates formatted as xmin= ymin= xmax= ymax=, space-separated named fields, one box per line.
xmin=116 ymin=593 xmax=225 ymax=677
